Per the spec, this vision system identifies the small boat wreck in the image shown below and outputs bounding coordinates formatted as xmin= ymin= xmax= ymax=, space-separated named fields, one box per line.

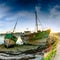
xmin=4 ymin=20 xmax=18 ymax=48
xmin=4 ymin=33 xmax=17 ymax=47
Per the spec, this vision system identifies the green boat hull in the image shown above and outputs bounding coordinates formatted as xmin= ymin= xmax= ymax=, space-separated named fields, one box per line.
xmin=4 ymin=33 xmax=17 ymax=47
xmin=21 ymin=29 xmax=50 ymax=45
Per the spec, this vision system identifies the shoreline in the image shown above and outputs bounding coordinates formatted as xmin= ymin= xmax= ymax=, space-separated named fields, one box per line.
xmin=0 ymin=44 xmax=51 ymax=60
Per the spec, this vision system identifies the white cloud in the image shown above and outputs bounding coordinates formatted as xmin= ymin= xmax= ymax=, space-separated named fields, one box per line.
xmin=0 ymin=3 xmax=10 ymax=18
xmin=47 ymin=5 xmax=60 ymax=32
xmin=50 ymin=5 xmax=60 ymax=18
xmin=49 ymin=5 xmax=60 ymax=24
xmin=5 ymin=11 xmax=34 ymax=20
xmin=0 ymin=9 xmax=35 ymax=33
xmin=35 ymin=6 xmax=41 ymax=13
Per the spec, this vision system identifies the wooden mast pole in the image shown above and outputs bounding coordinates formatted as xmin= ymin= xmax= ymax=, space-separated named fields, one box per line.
xmin=13 ymin=19 xmax=18 ymax=33
xmin=35 ymin=7 xmax=38 ymax=32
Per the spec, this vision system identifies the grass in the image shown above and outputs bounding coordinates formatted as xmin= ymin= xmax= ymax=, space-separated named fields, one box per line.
xmin=43 ymin=35 xmax=58 ymax=60
xmin=44 ymin=49 xmax=56 ymax=60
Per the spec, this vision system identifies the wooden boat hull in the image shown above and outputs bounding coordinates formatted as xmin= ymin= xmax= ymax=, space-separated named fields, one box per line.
xmin=21 ymin=37 xmax=48 ymax=45
xmin=4 ymin=33 xmax=17 ymax=47
xmin=21 ymin=30 xmax=50 ymax=45
xmin=4 ymin=39 xmax=16 ymax=47
xmin=26 ymin=38 xmax=48 ymax=45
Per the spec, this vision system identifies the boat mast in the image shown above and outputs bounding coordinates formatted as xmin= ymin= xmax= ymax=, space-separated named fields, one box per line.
xmin=13 ymin=19 xmax=18 ymax=33
xmin=35 ymin=7 xmax=38 ymax=32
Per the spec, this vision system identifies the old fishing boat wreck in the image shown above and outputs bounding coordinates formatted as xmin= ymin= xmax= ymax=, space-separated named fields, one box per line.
xmin=4 ymin=20 xmax=18 ymax=47
xmin=21 ymin=7 xmax=51 ymax=45
xmin=20 ymin=7 xmax=57 ymax=60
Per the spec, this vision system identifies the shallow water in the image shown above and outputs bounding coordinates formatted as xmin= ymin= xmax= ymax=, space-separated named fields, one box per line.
xmin=0 ymin=35 xmax=23 ymax=44
xmin=0 ymin=35 xmax=4 ymax=44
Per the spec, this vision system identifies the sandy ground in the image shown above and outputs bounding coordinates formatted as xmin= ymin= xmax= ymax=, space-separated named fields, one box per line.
xmin=53 ymin=36 xmax=60 ymax=60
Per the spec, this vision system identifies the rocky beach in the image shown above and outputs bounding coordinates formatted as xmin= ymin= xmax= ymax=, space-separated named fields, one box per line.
xmin=0 ymin=44 xmax=45 ymax=60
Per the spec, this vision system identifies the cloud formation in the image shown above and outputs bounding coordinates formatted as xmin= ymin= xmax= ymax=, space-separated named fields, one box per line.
xmin=0 ymin=0 xmax=60 ymax=33
xmin=50 ymin=5 xmax=60 ymax=17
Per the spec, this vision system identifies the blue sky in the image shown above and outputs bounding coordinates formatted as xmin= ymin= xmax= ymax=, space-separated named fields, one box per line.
xmin=0 ymin=0 xmax=60 ymax=33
